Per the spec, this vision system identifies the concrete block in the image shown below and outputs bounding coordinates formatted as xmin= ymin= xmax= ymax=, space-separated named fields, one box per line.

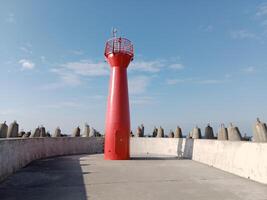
xmin=53 ymin=127 xmax=61 ymax=137
xmin=0 ymin=122 xmax=8 ymax=138
xmin=204 ymin=124 xmax=214 ymax=139
xmin=192 ymin=126 xmax=201 ymax=139
xmin=156 ymin=126 xmax=164 ymax=138
xmin=83 ymin=123 xmax=90 ymax=137
xmin=228 ymin=123 xmax=242 ymax=141
xmin=174 ymin=126 xmax=182 ymax=138
xmin=30 ymin=127 xmax=41 ymax=138
xmin=152 ymin=127 xmax=157 ymax=137
xmin=72 ymin=127 xmax=81 ymax=137
xmin=168 ymin=130 xmax=174 ymax=138
xmin=217 ymin=124 xmax=228 ymax=140
xmin=141 ymin=124 xmax=144 ymax=137
xmin=40 ymin=126 xmax=46 ymax=137
xmin=7 ymin=121 xmax=19 ymax=138
xmin=187 ymin=131 xmax=193 ymax=139
xmin=18 ymin=131 xmax=26 ymax=137
xmin=252 ymin=118 xmax=267 ymax=142
xmin=135 ymin=126 xmax=142 ymax=137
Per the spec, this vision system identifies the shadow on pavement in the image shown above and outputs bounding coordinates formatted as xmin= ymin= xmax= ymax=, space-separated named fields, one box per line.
xmin=131 ymin=156 xmax=178 ymax=160
xmin=0 ymin=155 xmax=88 ymax=200
xmin=177 ymin=138 xmax=194 ymax=159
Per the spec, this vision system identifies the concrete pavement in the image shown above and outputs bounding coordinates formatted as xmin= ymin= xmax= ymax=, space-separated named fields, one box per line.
xmin=0 ymin=154 xmax=266 ymax=200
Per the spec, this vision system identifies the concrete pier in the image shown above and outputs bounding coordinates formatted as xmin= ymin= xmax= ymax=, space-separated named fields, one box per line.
xmin=0 ymin=154 xmax=266 ymax=200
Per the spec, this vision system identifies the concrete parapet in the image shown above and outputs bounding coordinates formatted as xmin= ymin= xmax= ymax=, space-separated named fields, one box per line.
xmin=228 ymin=123 xmax=242 ymax=141
xmin=191 ymin=139 xmax=267 ymax=184
xmin=0 ymin=137 xmax=104 ymax=182
xmin=130 ymin=138 xmax=267 ymax=184
xmin=130 ymin=137 xmax=181 ymax=157
xmin=252 ymin=118 xmax=267 ymax=142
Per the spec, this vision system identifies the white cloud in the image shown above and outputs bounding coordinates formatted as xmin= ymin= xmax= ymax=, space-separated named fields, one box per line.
xmin=43 ymin=60 xmax=108 ymax=90
xmin=131 ymin=96 xmax=154 ymax=105
xmin=41 ymin=82 xmax=67 ymax=90
xmin=42 ymin=69 xmax=82 ymax=90
xmin=230 ymin=30 xmax=257 ymax=40
xmin=130 ymin=59 xmax=185 ymax=73
xmin=6 ymin=13 xmax=15 ymax=23
xmin=224 ymin=74 xmax=232 ymax=79
xmin=243 ymin=66 xmax=256 ymax=73
xmin=45 ymin=58 xmax=184 ymax=90
xmin=169 ymin=63 xmax=184 ymax=70
xmin=261 ymin=19 xmax=267 ymax=27
xmin=166 ymin=78 xmax=225 ymax=85
xmin=41 ymin=101 xmax=82 ymax=109
xmin=40 ymin=56 xmax=46 ymax=62
xmin=197 ymin=79 xmax=223 ymax=84
xmin=20 ymin=46 xmax=32 ymax=54
xmin=71 ymin=50 xmax=84 ymax=55
xmin=201 ymin=25 xmax=214 ymax=32
xmin=0 ymin=109 xmax=17 ymax=116
xmin=60 ymin=72 xmax=82 ymax=86
xmin=128 ymin=75 xmax=151 ymax=95
xmin=18 ymin=59 xmax=35 ymax=70
xmin=256 ymin=3 xmax=267 ymax=17
xmin=130 ymin=60 xmax=164 ymax=73
xmin=61 ymin=60 xmax=108 ymax=76
xmin=166 ymin=78 xmax=189 ymax=85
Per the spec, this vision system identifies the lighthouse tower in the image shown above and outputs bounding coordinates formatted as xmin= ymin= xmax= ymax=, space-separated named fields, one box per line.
xmin=104 ymin=31 xmax=134 ymax=160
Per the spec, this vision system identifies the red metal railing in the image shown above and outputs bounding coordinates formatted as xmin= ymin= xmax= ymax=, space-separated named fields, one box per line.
xmin=105 ymin=37 xmax=134 ymax=57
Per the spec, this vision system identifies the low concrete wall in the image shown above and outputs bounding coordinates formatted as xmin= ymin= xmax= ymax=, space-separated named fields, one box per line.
xmin=191 ymin=139 xmax=267 ymax=184
xmin=130 ymin=137 xmax=179 ymax=156
xmin=1 ymin=137 xmax=266 ymax=184
xmin=130 ymin=137 xmax=193 ymax=158
xmin=0 ymin=137 xmax=104 ymax=182
xmin=130 ymin=138 xmax=267 ymax=184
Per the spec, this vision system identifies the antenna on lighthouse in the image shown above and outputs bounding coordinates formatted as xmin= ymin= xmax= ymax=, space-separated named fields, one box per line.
xmin=112 ymin=28 xmax=117 ymax=38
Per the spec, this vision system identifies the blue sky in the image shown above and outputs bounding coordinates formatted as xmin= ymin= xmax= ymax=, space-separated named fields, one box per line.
xmin=1 ymin=0 xmax=267 ymax=136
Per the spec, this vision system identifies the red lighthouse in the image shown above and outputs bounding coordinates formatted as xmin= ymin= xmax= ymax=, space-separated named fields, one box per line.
xmin=104 ymin=32 xmax=134 ymax=160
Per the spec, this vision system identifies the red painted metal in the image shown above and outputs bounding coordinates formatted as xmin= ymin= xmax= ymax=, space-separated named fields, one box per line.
xmin=104 ymin=37 xmax=134 ymax=160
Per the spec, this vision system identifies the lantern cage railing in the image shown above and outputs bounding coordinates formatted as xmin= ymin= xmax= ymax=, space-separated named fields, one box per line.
xmin=104 ymin=37 xmax=134 ymax=58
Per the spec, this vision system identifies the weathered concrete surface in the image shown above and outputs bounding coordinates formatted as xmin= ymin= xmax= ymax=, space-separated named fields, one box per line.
xmin=0 ymin=154 xmax=266 ymax=200
xmin=130 ymin=137 xmax=181 ymax=156
xmin=130 ymin=138 xmax=267 ymax=184
xmin=192 ymin=139 xmax=267 ymax=184
xmin=0 ymin=137 xmax=103 ymax=182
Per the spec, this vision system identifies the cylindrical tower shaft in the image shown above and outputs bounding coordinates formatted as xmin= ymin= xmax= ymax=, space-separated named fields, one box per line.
xmin=104 ymin=37 xmax=134 ymax=160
